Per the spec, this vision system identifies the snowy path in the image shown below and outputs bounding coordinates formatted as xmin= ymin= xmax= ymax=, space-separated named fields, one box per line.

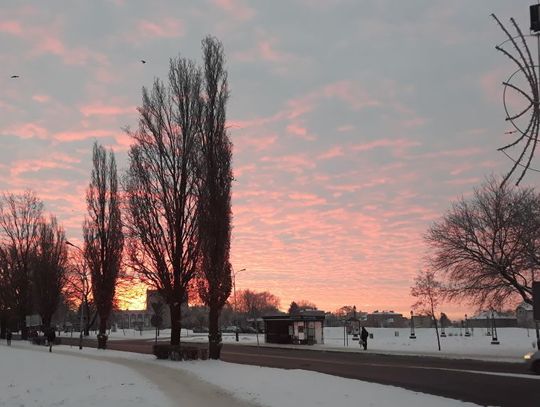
xmin=3 ymin=343 xmax=258 ymax=407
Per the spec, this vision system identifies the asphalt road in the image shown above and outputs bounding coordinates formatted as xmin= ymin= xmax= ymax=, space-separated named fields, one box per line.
xmin=58 ymin=337 xmax=540 ymax=407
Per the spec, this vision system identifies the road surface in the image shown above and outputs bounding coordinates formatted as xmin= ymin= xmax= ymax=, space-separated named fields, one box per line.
xmin=58 ymin=336 xmax=539 ymax=407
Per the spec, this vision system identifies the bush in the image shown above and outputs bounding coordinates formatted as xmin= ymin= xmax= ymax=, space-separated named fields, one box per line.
xmin=153 ymin=344 xmax=171 ymax=359
xmin=31 ymin=336 xmax=47 ymax=345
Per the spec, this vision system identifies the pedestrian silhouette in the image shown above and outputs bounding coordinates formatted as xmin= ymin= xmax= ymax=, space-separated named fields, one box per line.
xmin=360 ymin=326 xmax=369 ymax=350
xmin=46 ymin=328 xmax=56 ymax=352
xmin=6 ymin=330 xmax=12 ymax=346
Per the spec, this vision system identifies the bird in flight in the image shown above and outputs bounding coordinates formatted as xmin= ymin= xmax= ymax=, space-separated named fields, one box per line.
xmin=10 ymin=75 xmax=19 ymax=78
xmin=140 ymin=60 xmax=146 ymax=64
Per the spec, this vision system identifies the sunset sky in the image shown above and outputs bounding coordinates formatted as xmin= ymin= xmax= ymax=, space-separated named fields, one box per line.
xmin=0 ymin=1 xmax=536 ymax=318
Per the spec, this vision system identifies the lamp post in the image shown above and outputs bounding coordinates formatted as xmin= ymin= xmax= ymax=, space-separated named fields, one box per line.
xmin=440 ymin=312 xmax=446 ymax=338
xmin=66 ymin=240 xmax=85 ymax=350
xmin=232 ymin=267 xmax=246 ymax=342
xmin=409 ymin=310 xmax=416 ymax=339
xmin=491 ymin=311 xmax=500 ymax=345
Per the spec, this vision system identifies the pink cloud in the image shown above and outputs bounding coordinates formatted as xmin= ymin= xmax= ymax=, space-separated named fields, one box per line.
xmin=3 ymin=123 xmax=49 ymax=139
xmin=136 ymin=18 xmax=184 ymax=39
xmin=35 ymin=35 xmax=65 ymax=55
xmin=445 ymin=177 xmax=482 ymax=186
xmin=10 ymin=153 xmax=80 ymax=176
xmin=260 ymin=154 xmax=315 ymax=174
xmin=32 ymin=94 xmax=50 ymax=103
xmin=235 ymin=133 xmax=278 ymax=153
xmin=323 ymin=81 xmax=381 ymax=110
xmin=287 ymin=193 xmax=326 ymax=207
xmin=352 ymin=138 xmax=420 ymax=153
xmin=53 ymin=129 xmax=117 ymax=142
xmin=80 ymin=103 xmax=136 ymax=117
xmin=337 ymin=124 xmax=355 ymax=132
xmin=286 ymin=122 xmax=316 ymax=141
xmin=0 ymin=20 xmax=23 ymax=35
xmin=318 ymin=146 xmax=344 ymax=160
xmin=212 ymin=0 xmax=255 ymax=21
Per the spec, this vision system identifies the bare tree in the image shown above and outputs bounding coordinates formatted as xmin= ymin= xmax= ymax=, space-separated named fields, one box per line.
xmin=236 ymin=289 xmax=280 ymax=319
xmin=0 ymin=191 xmax=43 ymax=339
xmin=65 ymin=247 xmax=94 ymax=336
xmin=84 ymin=142 xmax=124 ymax=349
xmin=426 ymin=176 xmax=539 ymax=309
xmin=124 ymin=55 xmax=203 ymax=346
xmin=197 ymin=36 xmax=233 ymax=359
xmin=411 ymin=270 xmax=443 ymax=351
xmin=32 ymin=216 xmax=68 ymax=329
xmin=0 ymin=245 xmax=14 ymax=338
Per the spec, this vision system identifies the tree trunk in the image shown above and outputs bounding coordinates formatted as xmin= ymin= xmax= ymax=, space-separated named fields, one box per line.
xmin=97 ymin=315 xmax=108 ymax=349
xmin=0 ymin=313 xmax=6 ymax=339
xmin=433 ymin=316 xmax=441 ymax=351
xmin=20 ymin=316 xmax=28 ymax=340
xmin=170 ymin=303 xmax=182 ymax=346
xmin=208 ymin=304 xmax=222 ymax=359
xmin=41 ymin=314 xmax=52 ymax=330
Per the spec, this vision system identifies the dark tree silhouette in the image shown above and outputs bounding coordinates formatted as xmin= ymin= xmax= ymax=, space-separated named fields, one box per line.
xmin=32 ymin=216 xmax=68 ymax=329
xmin=197 ymin=36 xmax=233 ymax=359
xmin=426 ymin=176 xmax=539 ymax=308
xmin=65 ymin=246 xmax=94 ymax=336
xmin=411 ymin=270 xmax=442 ymax=351
xmin=236 ymin=289 xmax=280 ymax=319
xmin=288 ymin=301 xmax=299 ymax=315
xmin=0 ymin=191 xmax=43 ymax=339
xmin=124 ymin=55 xmax=203 ymax=346
xmin=84 ymin=142 xmax=124 ymax=349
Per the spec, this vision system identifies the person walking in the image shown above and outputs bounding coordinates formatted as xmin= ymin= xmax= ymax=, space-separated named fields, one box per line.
xmin=6 ymin=330 xmax=12 ymax=346
xmin=360 ymin=326 xmax=369 ymax=350
xmin=46 ymin=328 xmax=56 ymax=352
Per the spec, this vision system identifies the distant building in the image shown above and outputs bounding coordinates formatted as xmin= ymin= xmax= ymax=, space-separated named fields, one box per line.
xmin=112 ymin=309 xmax=152 ymax=330
xmin=262 ymin=310 xmax=325 ymax=345
xmin=112 ymin=289 xmax=172 ymax=330
xmin=366 ymin=311 xmax=406 ymax=328
xmin=468 ymin=311 xmax=517 ymax=328
xmin=412 ymin=314 xmax=433 ymax=328
xmin=516 ymin=302 xmax=534 ymax=328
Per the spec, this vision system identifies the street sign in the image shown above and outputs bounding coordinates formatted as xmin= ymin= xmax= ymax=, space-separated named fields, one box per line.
xmin=533 ymin=282 xmax=540 ymax=321
xmin=151 ymin=315 xmax=163 ymax=328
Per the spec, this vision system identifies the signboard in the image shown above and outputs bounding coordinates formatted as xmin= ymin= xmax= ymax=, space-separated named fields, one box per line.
xmin=533 ymin=282 xmax=540 ymax=321
xmin=25 ymin=314 xmax=42 ymax=327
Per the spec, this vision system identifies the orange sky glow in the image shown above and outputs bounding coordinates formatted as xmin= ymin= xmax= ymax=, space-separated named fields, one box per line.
xmin=1 ymin=1 xmax=536 ymax=321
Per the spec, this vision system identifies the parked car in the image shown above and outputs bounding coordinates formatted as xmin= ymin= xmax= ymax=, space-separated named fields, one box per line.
xmin=524 ymin=351 xmax=540 ymax=374
xmin=192 ymin=327 xmax=208 ymax=333
xmin=241 ymin=326 xmax=257 ymax=334
xmin=223 ymin=325 xmax=240 ymax=333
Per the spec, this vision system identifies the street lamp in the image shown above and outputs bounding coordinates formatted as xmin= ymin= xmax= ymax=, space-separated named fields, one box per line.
xmin=66 ymin=240 xmax=85 ymax=350
xmin=232 ymin=267 xmax=246 ymax=342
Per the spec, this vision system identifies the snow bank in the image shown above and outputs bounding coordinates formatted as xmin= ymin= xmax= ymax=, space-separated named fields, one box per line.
xmin=0 ymin=344 xmax=170 ymax=407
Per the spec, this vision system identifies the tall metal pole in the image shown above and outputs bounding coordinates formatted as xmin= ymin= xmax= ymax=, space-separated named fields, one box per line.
xmin=79 ymin=296 xmax=84 ymax=350
xmin=409 ymin=310 xmax=416 ymax=339
xmin=232 ymin=268 xmax=245 ymax=342
xmin=536 ymin=30 xmax=540 ymax=351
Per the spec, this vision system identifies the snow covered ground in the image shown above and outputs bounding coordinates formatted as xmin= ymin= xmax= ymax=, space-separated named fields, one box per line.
xmin=0 ymin=343 xmax=170 ymax=407
xmin=1 ymin=342 xmax=486 ymax=407
xmin=71 ymin=326 xmax=538 ymax=362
